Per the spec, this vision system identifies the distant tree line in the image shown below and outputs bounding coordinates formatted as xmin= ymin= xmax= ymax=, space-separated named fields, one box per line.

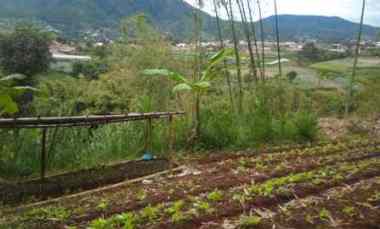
xmin=298 ymin=43 xmax=349 ymax=63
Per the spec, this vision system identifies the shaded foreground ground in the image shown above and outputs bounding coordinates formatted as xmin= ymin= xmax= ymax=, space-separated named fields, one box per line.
xmin=1 ymin=139 xmax=380 ymax=229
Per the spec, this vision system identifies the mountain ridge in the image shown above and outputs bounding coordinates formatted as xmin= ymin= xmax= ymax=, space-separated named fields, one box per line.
xmin=0 ymin=0 xmax=378 ymax=42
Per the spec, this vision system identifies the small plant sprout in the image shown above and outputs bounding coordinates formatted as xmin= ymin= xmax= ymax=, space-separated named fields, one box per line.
xmin=141 ymin=204 xmax=162 ymax=222
xmin=342 ymin=206 xmax=356 ymax=217
xmin=238 ymin=214 xmax=262 ymax=228
xmin=89 ymin=218 xmax=110 ymax=229
xmin=193 ymin=200 xmax=215 ymax=214
xmin=207 ymin=190 xmax=224 ymax=202
xmin=24 ymin=207 xmax=71 ymax=221
xmin=368 ymin=191 xmax=380 ymax=202
xmin=136 ymin=189 xmax=147 ymax=201
xmin=96 ymin=200 xmax=109 ymax=211
xmin=319 ymin=208 xmax=332 ymax=222
xmin=111 ymin=212 xmax=136 ymax=229
xmin=165 ymin=200 xmax=188 ymax=223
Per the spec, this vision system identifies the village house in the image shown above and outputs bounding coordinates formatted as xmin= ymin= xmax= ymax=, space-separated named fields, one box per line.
xmin=49 ymin=41 xmax=91 ymax=73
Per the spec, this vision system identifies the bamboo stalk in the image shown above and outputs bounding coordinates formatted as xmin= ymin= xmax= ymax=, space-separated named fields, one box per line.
xmin=345 ymin=0 xmax=366 ymax=116
xmin=274 ymin=0 xmax=282 ymax=77
xmin=257 ymin=0 xmax=266 ymax=80
xmin=213 ymin=0 xmax=235 ymax=109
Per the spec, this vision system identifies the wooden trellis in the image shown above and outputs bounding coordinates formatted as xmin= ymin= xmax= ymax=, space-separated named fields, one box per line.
xmin=0 ymin=112 xmax=185 ymax=181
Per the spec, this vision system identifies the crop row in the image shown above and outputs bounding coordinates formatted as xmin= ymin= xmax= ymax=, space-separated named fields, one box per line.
xmin=64 ymin=143 xmax=380 ymax=224
xmin=6 ymin=143 xmax=380 ymax=228
xmin=82 ymin=157 xmax=380 ymax=229
xmin=205 ymin=176 xmax=380 ymax=229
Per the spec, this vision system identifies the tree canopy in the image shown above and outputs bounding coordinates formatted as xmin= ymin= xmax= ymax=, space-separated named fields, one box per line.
xmin=0 ymin=24 xmax=52 ymax=76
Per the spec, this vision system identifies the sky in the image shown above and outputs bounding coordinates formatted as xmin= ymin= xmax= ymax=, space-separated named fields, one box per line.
xmin=185 ymin=0 xmax=380 ymax=27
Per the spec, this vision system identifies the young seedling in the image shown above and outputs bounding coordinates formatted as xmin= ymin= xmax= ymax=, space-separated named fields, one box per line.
xmin=342 ymin=206 xmax=356 ymax=217
xmin=207 ymin=190 xmax=224 ymax=202
xmin=238 ymin=214 xmax=262 ymax=228
xmin=165 ymin=200 xmax=188 ymax=224
xmin=96 ymin=200 xmax=109 ymax=211
xmin=319 ymin=208 xmax=332 ymax=222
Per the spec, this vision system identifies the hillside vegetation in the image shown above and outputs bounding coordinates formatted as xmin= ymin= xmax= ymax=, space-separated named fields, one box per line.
xmin=0 ymin=0 xmax=378 ymax=41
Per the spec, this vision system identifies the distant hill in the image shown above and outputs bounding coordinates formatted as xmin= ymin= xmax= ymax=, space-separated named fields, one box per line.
xmin=258 ymin=15 xmax=379 ymax=42
xmin=0 ymin=0 xmax=378 ymax=42
xmin=0 ymin=0 xmax=218 ymax=40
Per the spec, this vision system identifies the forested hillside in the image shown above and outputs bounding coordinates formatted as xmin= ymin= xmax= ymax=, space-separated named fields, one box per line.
xmin=0 ymin=0 xmax=378 ymax=41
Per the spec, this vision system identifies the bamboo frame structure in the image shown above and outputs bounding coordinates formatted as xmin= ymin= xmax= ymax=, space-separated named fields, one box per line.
xmin=0 ymin=112 xmax=185 ymax=180
xmin=0 ymin=112 xmax=184 ymax=129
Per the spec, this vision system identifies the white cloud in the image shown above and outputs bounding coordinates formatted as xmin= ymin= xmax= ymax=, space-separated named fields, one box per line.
xmin=185 ymin=0 xmax=380 ymax=26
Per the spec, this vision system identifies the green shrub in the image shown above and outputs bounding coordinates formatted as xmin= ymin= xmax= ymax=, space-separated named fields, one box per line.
xmin=293 ymin=111 xmax=319 ymax=142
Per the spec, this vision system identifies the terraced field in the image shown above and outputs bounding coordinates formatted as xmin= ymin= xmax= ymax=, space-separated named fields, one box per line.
xmin=1 ymin=139 xmax=380 ymax=229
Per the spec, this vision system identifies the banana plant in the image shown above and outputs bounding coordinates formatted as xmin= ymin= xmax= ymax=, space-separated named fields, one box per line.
xmin=143 ymin=48 xmax=233 ymax=140
xmin=144 ymin=49 xmax=232 ymax=93
xmin=0 ymin=74 xmax=37 ymax=115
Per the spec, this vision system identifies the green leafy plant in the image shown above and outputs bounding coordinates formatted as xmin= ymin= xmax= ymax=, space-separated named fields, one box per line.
xmin=193 ymin=200 xmax=214 ymax=214
xmin=96 ymin=200 xmax=109 ymax=211
xmin=238 ymin=214 xmax=262 ymax=228
xmin=0 ymin=74 xmax=37 ymax=115
xmin=368 ymin=191 xmax=380 ymax=202
xmin=111 ymin=212 xmax=136 ymax=229
xmin=89 ymin=218 xmax=111 ymax=229
xmin=136 ymin=189 xmax=147 ymax=201
xmin=342 ymin=206 xmax=356 ymax=217
xmin=24 ymin=207 xmax=71 ymax=221
xmin=207 ymin=190 xmax=224 ymax=202
xmin=319 ymin=208 xmax=331 ymax=221
xmin=144 ymin=48 xmax=233 ymax=139
xmin=141 ymin=205 xmax=162 ymax=222
xmin=165 ymin=200 xmax=188 ymax=223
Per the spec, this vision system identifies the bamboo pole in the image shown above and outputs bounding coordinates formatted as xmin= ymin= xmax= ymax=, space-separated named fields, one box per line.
xmin=345 ymin=0 xmax=366 ymax=116
xmin=274 ymin=0 xmax=282 ymax=77
xmin=0 ymin=112 xmax=185 ymax=129
xmin=40 ymin=128 xmax=47 ymax=181
xmin=168 ymin=115 xmax=175 ymax=152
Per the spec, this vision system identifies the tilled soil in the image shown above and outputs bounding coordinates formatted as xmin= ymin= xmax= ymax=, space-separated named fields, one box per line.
xmin=1 ymin=140 xmax=380 ymax=229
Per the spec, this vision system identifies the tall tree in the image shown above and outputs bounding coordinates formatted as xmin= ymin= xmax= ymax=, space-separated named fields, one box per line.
xmin=345 ymin=0 xmax=366 ymax=115
xmin=0 ymin=23 xmax=52 ymax=77
xmin=273 ymin=0 xmax=282 ymax=77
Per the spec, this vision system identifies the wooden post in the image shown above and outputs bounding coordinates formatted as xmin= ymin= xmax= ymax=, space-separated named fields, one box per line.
xmin=144 ymin=118 xmax=153 ymax=153
xmin=41 ymin=128 xmax=47 ymax=181
xmin=168 ymin=115 xmax=175 ymax=152
xmin=148 ymin=118 xmax=153 ymax=152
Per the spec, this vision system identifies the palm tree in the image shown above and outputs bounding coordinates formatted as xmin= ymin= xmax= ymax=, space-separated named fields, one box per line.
xmin=345 ymin=0 xmax=366 ymax=116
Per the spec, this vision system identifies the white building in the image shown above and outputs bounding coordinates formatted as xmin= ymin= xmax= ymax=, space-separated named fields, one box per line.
xmin=50 ymin=53 xmax=92 ymax=73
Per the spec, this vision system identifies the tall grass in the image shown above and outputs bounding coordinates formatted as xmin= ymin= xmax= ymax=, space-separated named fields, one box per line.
xmin=0 ymin=121 xmax=170 ymax=178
